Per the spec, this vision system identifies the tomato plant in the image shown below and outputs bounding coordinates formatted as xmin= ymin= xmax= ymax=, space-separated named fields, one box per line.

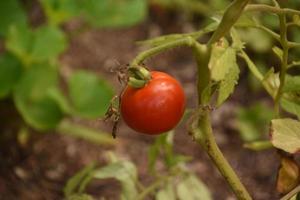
xmin=121 ymin=71 xmax=185 ymax=135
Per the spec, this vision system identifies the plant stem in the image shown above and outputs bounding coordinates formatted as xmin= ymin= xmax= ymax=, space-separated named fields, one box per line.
xmin=136 ymin=175 xmax=171 ymax=200
xmin=244 ymin=140 xmax=273 ymax=151
xmin=57 ymin=120 xmax=115 ymax=145
xmin=193 ymin=109 xmax=252 ymax=200
xmin=280 ymin=185 xmax=300 ymax=200
xmin=235 ymin=23 xmax=280 ymax=42
xmin=131 ymin=37 xmax=196 ymax=66
xmin=274 ymin=13 xmax=288 ymax=117
xmin=245 ymin=4 xmax=300 ymax=15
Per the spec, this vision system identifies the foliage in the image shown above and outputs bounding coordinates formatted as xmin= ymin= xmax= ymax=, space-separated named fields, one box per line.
xmin=0 ymin=0 xmax=147 ymax=142
xmin=64 ymin=133 xmax=211 ymax=200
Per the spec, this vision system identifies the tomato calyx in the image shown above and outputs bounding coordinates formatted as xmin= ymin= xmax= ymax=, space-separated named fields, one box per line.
xmin=127 ymin=66 xmax=151 ymax=88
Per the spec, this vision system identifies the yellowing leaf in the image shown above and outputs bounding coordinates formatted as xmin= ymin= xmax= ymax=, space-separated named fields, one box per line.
xmin=277 ymin=157 xmax=299 ymax=194
xmin=270 ymin=118 xmax=300 ymax=154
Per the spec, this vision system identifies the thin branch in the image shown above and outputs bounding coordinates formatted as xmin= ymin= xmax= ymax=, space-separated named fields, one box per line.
xmin=288 ymin=61 xmax=300 ymax=69
xmin=245 ymin=4 xmax=300 ymax=15
xmin=235 ymin=23 xmax=280 ymax=42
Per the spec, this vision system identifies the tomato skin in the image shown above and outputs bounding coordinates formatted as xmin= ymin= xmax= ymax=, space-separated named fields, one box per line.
xmin=121 ymin=71 xmax=186 ymax=135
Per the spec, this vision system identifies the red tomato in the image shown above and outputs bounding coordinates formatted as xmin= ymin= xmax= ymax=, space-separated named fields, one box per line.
xmin=121 ymin=71 xmax=186 ymax=135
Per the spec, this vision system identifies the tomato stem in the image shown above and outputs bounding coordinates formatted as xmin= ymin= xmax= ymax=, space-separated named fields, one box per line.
xmin=127 ymin=66 xmax=151 ymax=88
xmin=191 ymin=109 xmax=252 ymax=200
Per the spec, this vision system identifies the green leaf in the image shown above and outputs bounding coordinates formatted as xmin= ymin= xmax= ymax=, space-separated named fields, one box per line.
xmin=209 ymin=45 xmax=236 ymax=82
xmin=93 ymin=161 xmax=138 ymax=200
xmin=156 ymin=181 xmax=175 ymax=200
xmin=230 ymin=29 xmax=244 ymax=50
xmin=13 ymin=64 xmax=63 ymax=130
xmin=281 ymin=95 xmax=300 ymax=119
xmin=283 ymin=75 xmax=300 ymax=93
xmin=6 ymin=24 xmax=33 ymax=65
xmin=48 ymin=87 xmax=73 ymax=114
xmin=0 ymin=53 xmax=23 ymax=98
xmin=177 ymin=174 xmax=212 ymax=200
xmin=208 ymin=0 xmax=250 ymax=44
xmin=68 ymin=70 xmax=114 ymax=118
xmin=270 ymin=118 xmax=300 ymax=154
xmin=39 ymin=0 xmax=81 ymax=26
xmin=64 ymin=162 xmax=96 ymax=197
xmin=6 ymin=24 xmax=67 ymax=64
xmin=81 ymin=0 xmax=147 ymax=28
xmin=235 ymin=103 xmax=274 ymax=142
xmin=216 ymin=60 xmax=239 ymax=106
xmin=31 ymin=25 xmax=67 ymax=62
xmin=0 ymin=0 xmax=27 ymax=36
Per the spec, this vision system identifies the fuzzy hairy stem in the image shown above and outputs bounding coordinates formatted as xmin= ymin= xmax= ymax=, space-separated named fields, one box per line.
xmin=192 ymin=109 xmax=252 ymax=200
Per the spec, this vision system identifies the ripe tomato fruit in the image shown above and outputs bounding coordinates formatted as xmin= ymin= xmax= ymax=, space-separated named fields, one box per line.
xmin=121 ymin=71 xmax=185 ymax=135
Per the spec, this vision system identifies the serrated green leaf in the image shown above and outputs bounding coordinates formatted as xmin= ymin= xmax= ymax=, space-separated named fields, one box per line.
xmin=13 ymin=64 xmax=63 ymax=130
xmin=64 ymin=162 xmax=96 ymax=197
xmin=0 ymin=53 xmax=23 ymax=98
xmin=156 ymin=181 xmax=175 ymax=200
xmin=0 ymin=0 xmax=27 ymax=36
xmin=177 ymin=174 xmax=212 ymax=200
xmin=209 ymin=45 xmax=236 ymax=81
xmin=81 ymin=0 xmax=147 ymax=28
xmin=216 ymin=61 xmax=239 ymax=106
xmin=31 ymin=25 xmax=67 ymax=61
xmin=68 ymin=70 xmax=114 ymax=118
xmin=271 ymin=118 xmax=300 ymax=154
xmin=93 ymin=161 xmax=138 ymax=200
xmin=230 ymin=29 xmax=244 ymax=50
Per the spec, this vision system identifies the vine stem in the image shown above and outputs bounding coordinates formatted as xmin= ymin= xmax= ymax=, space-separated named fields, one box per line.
xmin=274 ymin=13 xmax=288 ymax=117
xmin=192 ymin=109 xmax=252 ymax=200
xmin=136 ymin=174 xmax=172 ymax=200
xmin=245 ymin=4 xmax=300 ymax=15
